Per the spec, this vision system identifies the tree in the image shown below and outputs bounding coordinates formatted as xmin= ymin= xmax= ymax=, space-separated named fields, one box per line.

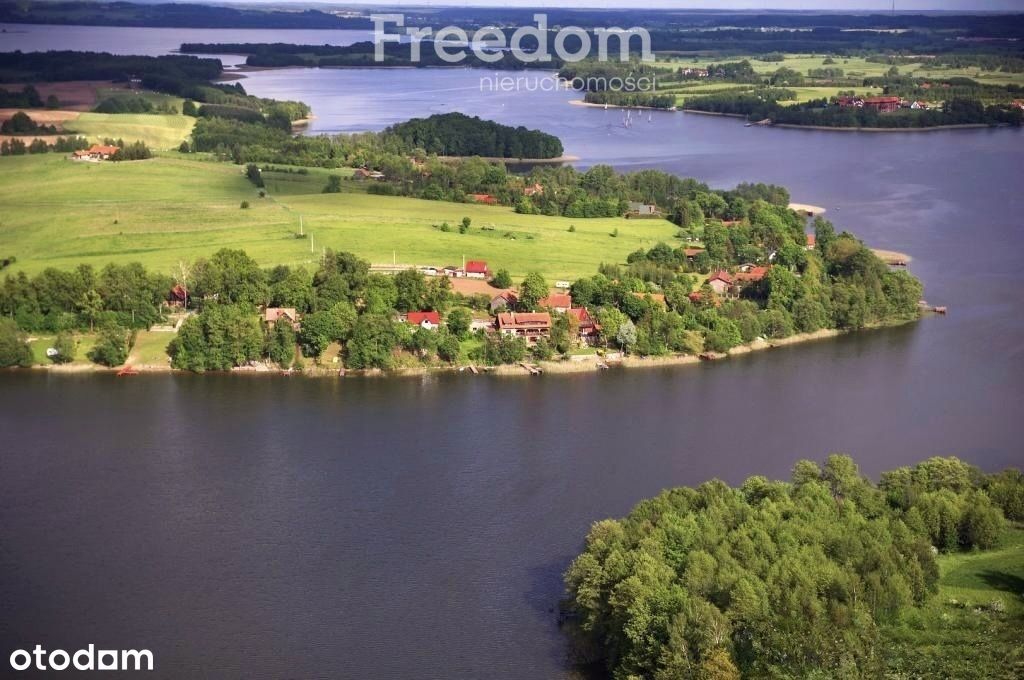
xmin=959 ymin=493 xmax=1004 ymax=550
xmin=460 ymin=216 xmax=471 ymax=233
xmin=193 ymin=249 xmax=267 ymax=307
xmin=77 ymin=289 xmax=103 ymax=332
xmin=518 ymin=271 xmax=547 ymax=311
xmin=394 ymin=269 xmax=427 ymax=312
xmin=297 ymin=301 xmax=356 ymax=358
xmin=52 ymin=331 xmax=75 ymax=364
xmin=265 ymin=319 xmax=296 ymax=368
xmin=446 ymin=307 xmax=472 ymax=339
xmin=323 ymin=175 xmax=342 ymax=193
xmin=0 ymin=318 xmax=32 ymax=367
xmin=436 ymin=330 xmax=461 ymax=363
xmin=88 ymin=325 xmax=130 ymax=367
xmin=346 ymin=314 xmax=400 ymax=369
xmin=491 ymin=269 xmax=513 ymax=289
xmin=167 ymin=304 xmax=263 ymax=371
xmin=616 ymin=319 xmax=637 ymax=353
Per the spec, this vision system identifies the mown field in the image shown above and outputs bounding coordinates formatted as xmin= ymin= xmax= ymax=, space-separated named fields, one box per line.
xmin=65 ymin=112 xmax=194 ymax=149
xmin=0 ymin=153 xmax=680 ymax=280
xmin=653 ymin=52 xmax=1024 ymax=105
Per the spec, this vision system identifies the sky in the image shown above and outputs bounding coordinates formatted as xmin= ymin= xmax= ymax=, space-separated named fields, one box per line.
xmin=263 ymin=0 xmax=1024 ymax=9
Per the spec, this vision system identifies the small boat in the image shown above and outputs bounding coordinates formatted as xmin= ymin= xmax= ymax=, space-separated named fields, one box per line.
xmin=933 ymin=306 xmax=948 ymax=314
xmin=117 ymin=365 xmax=139 ymax=376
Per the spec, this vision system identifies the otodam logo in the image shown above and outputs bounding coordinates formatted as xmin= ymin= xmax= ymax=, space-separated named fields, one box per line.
xmin=9 ymin=645 xmax=153 ymax=672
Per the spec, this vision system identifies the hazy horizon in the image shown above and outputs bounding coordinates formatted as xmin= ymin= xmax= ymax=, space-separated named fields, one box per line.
xmin=216 ymin=0 xmax=1024 ymax=11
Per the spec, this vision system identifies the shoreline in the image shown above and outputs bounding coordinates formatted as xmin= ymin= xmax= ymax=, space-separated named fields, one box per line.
xmin=20 ymin=325 xmax=896 ymax=379
xmin=437 ymin=154 xmax=580 ymax=164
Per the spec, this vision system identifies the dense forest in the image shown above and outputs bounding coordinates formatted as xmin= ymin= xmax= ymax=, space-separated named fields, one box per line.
xmin=381 ymin=113 xmax=564 ymax=159
xmin=563 ymin=455 xmax=1024 ymax=679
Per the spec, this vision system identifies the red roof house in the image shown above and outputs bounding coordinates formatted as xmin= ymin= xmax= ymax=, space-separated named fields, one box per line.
xmin=707 ymin=270 xmax=734 ymax=295
xmin=464 ymin=260 xmax=490 ymax=278
xmin=568 ymin=307 xmax=600 ymax=343
xmin=806 ymin=233 xmax=816 ymax=250
xmin=496 ymin=312 xmax=551 ymax=344
xmin=406 ymin=311 xmax=441 ymax=329
xmin=863 ymin=96 xmax=901 ymax=112
xmin=539 ymin=293 xmax=572 ymax=312
xmin=736 ymin=266 xmax=769 ymax=283
xmin=470 ymin=194 xmax=498 ymax=205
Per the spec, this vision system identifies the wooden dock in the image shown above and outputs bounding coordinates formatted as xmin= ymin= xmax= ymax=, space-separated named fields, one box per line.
xmin=519 ymin=362 xmax=542 ymax=375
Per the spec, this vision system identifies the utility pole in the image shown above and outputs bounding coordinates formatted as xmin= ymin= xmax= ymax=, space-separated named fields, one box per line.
xmin=310 ymin=234 xmax=314 ymax=254
xmin=299 ymin=215 xmax=304 ymax=236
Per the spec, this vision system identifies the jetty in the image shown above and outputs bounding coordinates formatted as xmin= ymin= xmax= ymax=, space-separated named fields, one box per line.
xmin=519 ymin=362 xmax=543 ymax=375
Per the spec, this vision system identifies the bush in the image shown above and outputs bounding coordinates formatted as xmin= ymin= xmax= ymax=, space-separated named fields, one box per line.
xmin=51 ymin=332 xmax=76 ymax=364
xmin=240 ymin=201 xmax=250 ymax=209
xmin=88 ymin=325 xmax=130 ymax=367
xmin=0 ymin=318 xmax=33 ymax=367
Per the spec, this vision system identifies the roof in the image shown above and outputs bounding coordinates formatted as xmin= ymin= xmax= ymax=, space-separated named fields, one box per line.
xmin=864 ymin=96 xmax=901 ymax=104
xmin=470 ymin=194 xmax=497 ymax=204
xmin=539 ymin=293 xmax=572 ymax=309
xmin=631 ymin=292 xmax=667 ymax=305
xmin=265 ymin=307 xmax=297 ymax=323
xmin=169 ymin=284 xmax=187 ymax=301
xmin=707 ymin=270 xmax=734 ymax=285
xmin=567 ymin=306 xmax=599 ymax=327
xmin=683 ymin=248 xmax=705 ymax=257
xmin=407 ymin=311 xmax=441 ymax=326
xmin=465 ymin=260 xmax=488 ymax=274
xmin=497 ymin=311 xmax=551 ymax=329
xmin=88 ymin=144 xmax=119 ymax=155
xmin=735 ymin=266 xmax=769 ymax=282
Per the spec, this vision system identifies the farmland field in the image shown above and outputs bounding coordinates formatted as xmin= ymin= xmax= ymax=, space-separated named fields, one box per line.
xmin=0 ymin=154 xmax=679 ymax=280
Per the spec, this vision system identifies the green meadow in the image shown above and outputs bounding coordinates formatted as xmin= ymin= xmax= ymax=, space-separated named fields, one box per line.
xmin=0 ymin=153 xmax=679 ymax=281
xmin=65 ymin=112 xmax=194 ymax=149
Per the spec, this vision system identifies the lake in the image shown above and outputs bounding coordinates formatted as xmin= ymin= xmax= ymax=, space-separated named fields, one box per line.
xmin=2 ymin=29 xmax=1024 ymax=680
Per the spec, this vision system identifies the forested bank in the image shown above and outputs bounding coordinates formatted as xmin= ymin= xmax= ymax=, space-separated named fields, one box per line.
xmin=563 ymin=455 xmax=1024 ymax=679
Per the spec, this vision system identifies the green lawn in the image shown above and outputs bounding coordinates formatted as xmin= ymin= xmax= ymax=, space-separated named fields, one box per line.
xmin=0 ymin=153 xmax=680 ymax=281
xmin=882 ymin=526 xmax=1024 ymax=678
xmin=27 ymin=332 xmax=97 ymax=365
xmin=65 ymin=112 xmax=194 ymax=150
xmin=126 ymin=330 xmax=174 ymax=366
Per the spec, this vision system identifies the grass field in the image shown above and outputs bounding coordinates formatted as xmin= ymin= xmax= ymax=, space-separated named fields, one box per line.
xmin=27 ymin=333 xmax=97 ymax=365
xmin=0 ymin=154 xmax=680 ymax=281
xmin=64 ymin=112 xmax=194 ymax=149
xmin=654 ymin=52 xmax=1024 ymax=104
xmin=883 ymin=526 xmax=1024 ymax=677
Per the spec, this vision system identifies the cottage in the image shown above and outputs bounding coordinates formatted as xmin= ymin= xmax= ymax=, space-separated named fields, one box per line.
xmin=735 ymin=266 xmax=769 ymax=284
xmin=496 ymin=312 xmax=552 ymax=344
xmin=470 ymin=193 xmax=498 ymax=205
xmin=353 ymin=168 xmax=385 ymax=181
xmin=71 ymin=144 xmax=119 ymax=161
xmin=539 ymin=293 xmax=572 ymax=313
xmin=863 ymin=96 xmax=901 ymax=113
xmin=265 ymin=307 xmax=300 ymax=330
xmin=567 ymin=307 xmax=600 ymax=344
xmin=405 ymin=311 xmax=441 ymax=330
xmin=909 ymin=100 xmax=930 ymax=110
xmin=707 ymin=270 xmax=734 ymax=296
xmin=1012 ymin=99 xmax=1024 ymax=111
xmin=523 ymin=183 xmax=544 ymax=197
xmin=490 ymin=292 xmax=518 ymax=313
xmin=836 ymin=96 xmax=864 ymax=108
xmin=167 ymin=284 xmax=188 ymax=308
xmin=627 ymin=201 xmax=659 ymax=216
xmin=464 ymin=260 xmax=489 ymax=279
xmin=683 ymin=247 xmax=705 ymax=259
xmin=806 ymin=233 xmax=816 ymax=250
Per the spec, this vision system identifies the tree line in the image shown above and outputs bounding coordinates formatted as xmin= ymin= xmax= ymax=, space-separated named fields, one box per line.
xmin=563 ymin=454 xmax=1024 ymax=679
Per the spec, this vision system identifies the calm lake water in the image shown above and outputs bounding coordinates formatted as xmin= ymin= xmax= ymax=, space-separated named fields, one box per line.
xmin=3 ymin=30 xmax=1024 ymax=680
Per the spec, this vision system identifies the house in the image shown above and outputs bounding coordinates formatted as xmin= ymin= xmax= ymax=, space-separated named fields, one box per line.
xmin=265 ymin=307 xmax=300 ymax=330
xmin=909 ymin=100 xmax=930 ymax=110
xmin=71 ymin=144 xmax=119 ymax=161
xmin=353 ymin=168 xmax=385 ymax=181
xmin=470 ymin=193 xmax=498 ymax=205
xmin=863 ymin=96 xmax=901 ymax=113
xmin=464 ymin=260 xmax=489 ymax=279
xmin=627 ymin=201 xmax=659 ymax=216
xmin=523 ymin=183 xmax=544 ymax=197
xmin=683 ymin=247 xmax=705 ymax=259
xmin=806 ymin=233 xmax=816 ymax=250
xmin=496 ymin=312 xmax=552 ymax=344
xmin=490 ymin=292 xmax=518 ymax=313
xmin=405 ymin=311 xmax=441 ymax=330
xmin=539 ymin=293 xmax=572 ymax=313
xmin=735 ymin=266 xmax=769 ymax=284
xmin=1012 ymin=99 xmax=1024 ymax=111
xmin=167 ymin=284 xmax=188 ymax=308
xmin=567 ymin=306 xmax=601 ymax=344
xmin=707 ymin=270 xmax=734 ymax=295
xmin=836 ymin=96 xmax=864 ymax=108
